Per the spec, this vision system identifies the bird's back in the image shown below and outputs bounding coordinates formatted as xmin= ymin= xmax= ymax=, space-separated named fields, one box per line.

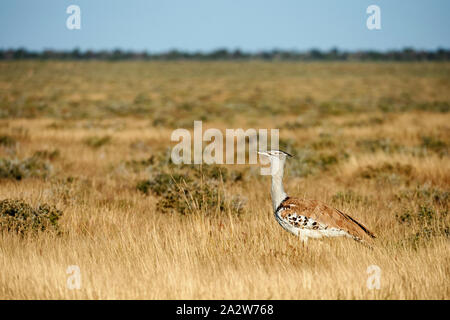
xmin=275 ymin=197 xmax=376 ymax=242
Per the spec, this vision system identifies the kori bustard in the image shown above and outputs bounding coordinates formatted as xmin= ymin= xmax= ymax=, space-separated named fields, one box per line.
xmin=258 ymin=150 xmax=375 ymax=244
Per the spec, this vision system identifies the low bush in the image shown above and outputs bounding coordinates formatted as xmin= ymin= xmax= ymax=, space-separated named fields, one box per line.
xmin=358 ymin=162 xmax=413 ymax=180
xmin=356 ymin=138 xmax=402 ymax=154
xmin=0 ymin=135 xmax=16 ymax=147
xmin=84 ymin=135 xmax=111 ymax=148
xmin=137 ymin=168 xmax=245 ymax=215
xmin=33 ymin=149 xmax=60 ymax=161
xmin=288 ymin=148 xmax=345 ymax=177
xmin=0 ymin=157 xmax=51 ymax=180
xmin=396 ymin=204 xmax=448 ymax=249
xmin=420 ymin=136 xmax=448 ymax=157
xmin=0 ymin=199 xmax=63 ymax=234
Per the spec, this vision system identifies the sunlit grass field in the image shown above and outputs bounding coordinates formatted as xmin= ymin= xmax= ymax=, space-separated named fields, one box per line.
xmin=0 ymin=61 xmax=449 ymax=299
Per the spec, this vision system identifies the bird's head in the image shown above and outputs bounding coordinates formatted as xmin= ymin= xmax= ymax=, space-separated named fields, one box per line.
xmin=258 ymin=150 xmax=293 ymax=160
xmin=258 ymin=150 xmax=293 ymax=175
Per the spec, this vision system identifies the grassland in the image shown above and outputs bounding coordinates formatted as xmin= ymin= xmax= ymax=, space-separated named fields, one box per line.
xmin=0 ymin=61 xmax=449 ymax=299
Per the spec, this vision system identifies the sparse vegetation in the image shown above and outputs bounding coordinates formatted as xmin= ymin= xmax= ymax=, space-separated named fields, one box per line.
xmin=84 ymin=135 xmax=111 ymax=148
xmin=0 ymin=61 xmax=448 ymax=299
xmin=332 ymin=190 xmax=371 ymax=206
xmin=395 ymin=185 xmax=449 ymax=207
xmin=396 ymin=205 xmax=448 ymax=249
xmin=0 ymin=157 xmax=51 ymax=180
xmin=33 ymin=149 xmax=60 ymax=161
xmin=356 ymin=138 xmax=402 ymax=154
xmin=136 ymin=160 xmax=245 ymax=215
xmin=358 ymin=162 xmax=414 ymax=182
xmin=0 ymin=199 xmax=62 ymax=234
xmin=288 ymin=148 xmax=345 ymax=177
xmin=420 ymin=136 xmax=448 ymax=157
xmin=0 ymin=135 xmax=16 ymax=148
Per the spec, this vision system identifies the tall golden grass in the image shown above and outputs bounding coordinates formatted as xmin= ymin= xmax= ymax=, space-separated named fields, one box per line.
xmin=0 ymin=62 xmax=448 ymax=299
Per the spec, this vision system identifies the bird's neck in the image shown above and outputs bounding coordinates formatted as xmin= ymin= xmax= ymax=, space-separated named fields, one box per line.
xmin=270 ymin=163 xmax=287 ymax=212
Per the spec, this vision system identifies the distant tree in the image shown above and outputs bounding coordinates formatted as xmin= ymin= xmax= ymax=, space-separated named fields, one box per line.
xmin=0 ymin=47 xmax=448 ymax=61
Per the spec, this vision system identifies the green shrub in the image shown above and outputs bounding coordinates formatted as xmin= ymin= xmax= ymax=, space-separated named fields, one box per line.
xmin=318 ymin=101 xmax=361 ymax=116
xmin=190 ymin=165 xmax=244 ymax=183
xmin=0 ymin=199 xmax=63 ymax=234
xmin=358 ymin=162 xmax=413 ymax=180
xmin=33 ymin=149 xmax=60 ymax=161
xmin=131 ymin=151 xmax=246 ymax=215
xmin=343 ymin=117 xmax=384 ymax=127
xmin=283 ymin=117 xmax=322 ymax=129
xmin=288 ymin=148 xmax=344 ymax=177
xmin=412 ymin=101 xmax=449 ymax=113
xmin=420 ymin=136 xmax=448 ymax=157
xmin=125 ymin=151 xmax=245 ymax=183
xmin=125 ymin=156 xmax=156 ymax=173
xmin=137 ymin=170 xmax=245 ymax=215
xmin=396 ymin=204 xmax=448 ymax=248
xmin=377 ymin=100 xmax=449 ymax=113
xmin=310 ymin=135 xmax=337 ymax=150
xmin=0 ymin=157 xmax=51 ymax=180
xmin=356 ymin=138 xmax=401 ymax=154
xmin=84 ymin=135 xmax=111 ymax=148
xmin=395 ymin=186 xmax=449 ymax=207
xmin=137 ymin=172 xmax=189 ymax=196
xmin=331 ymin=190 xmax=370 ymax=206
xmin=0 ymin=135 xmax=16 ymax=147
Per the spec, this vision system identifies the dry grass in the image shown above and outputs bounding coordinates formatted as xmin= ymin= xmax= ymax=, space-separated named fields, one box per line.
xmin=0 ymin=61 xmax=449 ymax=299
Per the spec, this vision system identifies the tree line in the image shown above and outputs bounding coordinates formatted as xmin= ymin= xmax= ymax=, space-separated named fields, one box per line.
xmin=1 ymin=48 xmax=449 ymax=61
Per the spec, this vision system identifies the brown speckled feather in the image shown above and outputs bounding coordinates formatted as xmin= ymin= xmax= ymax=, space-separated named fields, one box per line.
xmin=278 ymin=197 xmax=376 ymax=242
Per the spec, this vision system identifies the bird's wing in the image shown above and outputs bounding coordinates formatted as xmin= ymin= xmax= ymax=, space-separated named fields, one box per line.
xmin=277 ymin=197 xmax=376 ymax=241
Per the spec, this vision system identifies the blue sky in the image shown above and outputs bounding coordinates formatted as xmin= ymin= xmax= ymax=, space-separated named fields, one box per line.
xmin=0 ymin=0 xmax=449 ymax=52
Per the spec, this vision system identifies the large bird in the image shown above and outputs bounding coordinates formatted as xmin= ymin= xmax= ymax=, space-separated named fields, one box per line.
xmin=258 ymin=150 xmax=376 ymax=244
